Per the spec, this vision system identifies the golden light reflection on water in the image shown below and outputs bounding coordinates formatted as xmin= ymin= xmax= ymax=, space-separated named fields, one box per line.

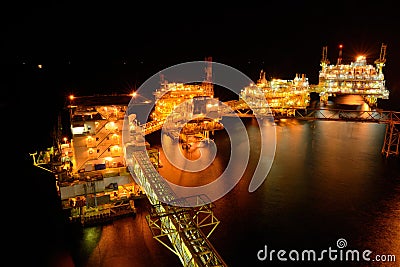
xmin=178 ymin=142 xmax=202 ymax=160
xmin=157 ymin=135 xmax=226 ymax=187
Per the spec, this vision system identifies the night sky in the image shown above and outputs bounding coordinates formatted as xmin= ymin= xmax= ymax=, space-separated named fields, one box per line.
xmin=2 ymin=0 xmax=400 ymax=152
xmin=3 ymin=1 xmax=400 ymax=73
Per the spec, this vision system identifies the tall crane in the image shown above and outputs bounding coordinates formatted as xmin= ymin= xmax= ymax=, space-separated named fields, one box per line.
xmin=320 ymin=46 xmax=330 ymax=68
xmin=374 ymin=43 xmax=387 ymax=75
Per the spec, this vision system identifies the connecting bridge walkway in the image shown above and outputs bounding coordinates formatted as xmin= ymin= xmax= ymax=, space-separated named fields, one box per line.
xmin=225 ymin=104 xmax=400 ymax=158
xmin=125 ymin=143 xmax=227 ymax=267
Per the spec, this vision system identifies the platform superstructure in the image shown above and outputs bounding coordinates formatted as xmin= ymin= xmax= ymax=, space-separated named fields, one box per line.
xmin=150 ymin=57 xmax=214 ymax=123
xmin=151 ymin=76 xmax=214 ymax=122
xmin=32 ymin=94 xmax=159 ymax=226
xmin=146 ymin=57 xmax=224 ymax=143
xmin=239 ymin=70 xmax=311 ymax=116
xmin=316 ymin=43 xmax=389 ymax=107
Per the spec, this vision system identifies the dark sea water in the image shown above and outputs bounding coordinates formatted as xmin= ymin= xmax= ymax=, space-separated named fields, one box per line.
xmin=22 ymin=112 xmax=400 ymax=267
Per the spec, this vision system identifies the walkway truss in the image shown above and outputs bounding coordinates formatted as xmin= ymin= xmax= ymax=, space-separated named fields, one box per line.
xmin=125 ymin=133 xmax=227 ymax=267
xmin=225 ymin=102 xmax=400 ymax=158
xmin=279 ymin=108 xmax=400 ymax=158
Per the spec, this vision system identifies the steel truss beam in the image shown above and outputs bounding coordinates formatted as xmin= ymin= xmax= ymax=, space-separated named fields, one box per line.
xmin=145 ymin=197 xmax=226 ymax=267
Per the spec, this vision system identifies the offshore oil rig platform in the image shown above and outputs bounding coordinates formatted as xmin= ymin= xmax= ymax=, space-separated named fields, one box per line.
xmin=145 ymin=57 xmax=224 ymax=142
xmin=30 ymin=45 xmax=399 ymax=267
xmin=314 ymin=43 xmax=389 ymax=107
xmin=238 ymin=71 xmax=311 ymax=116
xmin=237 ymin=43 xmax=389 ymax=112
xmin=231 ymin=44 xmax=398 ymax=157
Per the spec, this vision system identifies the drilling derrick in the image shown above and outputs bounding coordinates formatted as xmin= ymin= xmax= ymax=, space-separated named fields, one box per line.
xmin=203 ymin=56 xmax=214 ymax=96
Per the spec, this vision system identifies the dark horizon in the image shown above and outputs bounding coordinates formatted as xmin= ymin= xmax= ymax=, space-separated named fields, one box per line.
xmin=3 ymin=1 xmax=400 ymax=156
xmin=3 ymin=1 xmax=400 ymax=73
